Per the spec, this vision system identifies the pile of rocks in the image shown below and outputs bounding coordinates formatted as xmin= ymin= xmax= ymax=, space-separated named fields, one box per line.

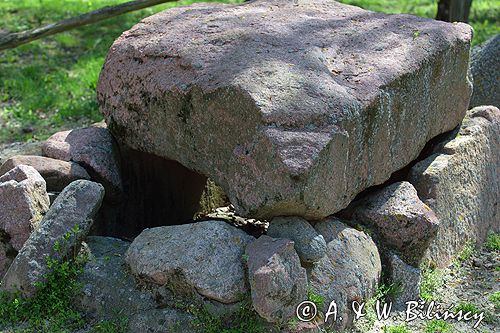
xmin=1 ymin=1 xmax=498 ymax=332
xmin=0 ymin=122 xmax=122 ymax=291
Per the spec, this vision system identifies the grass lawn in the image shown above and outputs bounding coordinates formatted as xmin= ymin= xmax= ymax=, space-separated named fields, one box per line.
xmin=0 ymin=0 xmax=498 ymax=144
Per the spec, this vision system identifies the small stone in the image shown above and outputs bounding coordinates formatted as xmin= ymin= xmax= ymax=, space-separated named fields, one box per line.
xmin=472 ymin=258 xmax=483 ymax=267
xmin=48 ymin=192 xmax=59 ymax=205
xmin=0 ymin=155 xmax=91 ymax=192
xmin=1 ymin=180 xmax=104 ymax=297
xmin=267 ymin=216 xmax=327 ymax=265
xmin=0 ymin=165 xmax=50 ymax=250
xmin=42 ymin=124 xmax=122 ymax=201
xmin=342 ymin=181 xmax=439 ymax=266
xmin=387 ymin=253 xmax=421 ymax=310
xmin=245 ymin=235 xmax=307 ymax=323
xmin=0 ymin=165 xmax=50 ymax=278
xmin=309 ymin=217 xmax=381 ymax=330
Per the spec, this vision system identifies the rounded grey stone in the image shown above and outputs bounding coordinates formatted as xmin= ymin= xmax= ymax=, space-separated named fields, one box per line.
xmin=267 ymin=216 xmax=327 ymax=265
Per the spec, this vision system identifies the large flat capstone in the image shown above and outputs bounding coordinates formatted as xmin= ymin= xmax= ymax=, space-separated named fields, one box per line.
xmin=98 ymin=0 xmax=472 ymax=219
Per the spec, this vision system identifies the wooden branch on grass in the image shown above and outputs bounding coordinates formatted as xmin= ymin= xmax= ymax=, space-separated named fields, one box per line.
xmin=0 ymin=0 xmax=177 ymax=51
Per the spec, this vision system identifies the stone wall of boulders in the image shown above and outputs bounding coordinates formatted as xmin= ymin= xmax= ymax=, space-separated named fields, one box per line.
xmin=0 ymin=1 xmax=499 ymax=332
xmin=469 ymin=34 xmax=499 ymax=108
xmin=410 ymin=106 xmax=500 ymax=267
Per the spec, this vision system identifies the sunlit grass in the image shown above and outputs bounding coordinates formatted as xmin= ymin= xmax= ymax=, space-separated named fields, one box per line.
xmin=0 ymin=0 xmax=498 ymax=143
xmin=339 ymin=0 xmax=499 ymax=45
xmin=0 ymin=0 xmax=243 ymax=143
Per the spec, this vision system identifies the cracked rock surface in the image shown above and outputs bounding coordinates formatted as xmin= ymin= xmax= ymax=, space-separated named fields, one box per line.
xmin=410 ymin=106 xmax=500 ymax=267
xmin=98 ymin=0 xmax=472 ymax=219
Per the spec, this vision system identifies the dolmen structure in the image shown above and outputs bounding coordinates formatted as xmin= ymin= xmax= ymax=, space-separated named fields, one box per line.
xmin=0 ymin=1 xmax=498 ymax=332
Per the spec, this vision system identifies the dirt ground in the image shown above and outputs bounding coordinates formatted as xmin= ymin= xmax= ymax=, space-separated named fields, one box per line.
xmin=348 ymin=243 xmax=499 ymax=333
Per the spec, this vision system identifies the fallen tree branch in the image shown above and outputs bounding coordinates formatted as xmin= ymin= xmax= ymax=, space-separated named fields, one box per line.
xmin=0 ymin=0 xmax=177 ymax=51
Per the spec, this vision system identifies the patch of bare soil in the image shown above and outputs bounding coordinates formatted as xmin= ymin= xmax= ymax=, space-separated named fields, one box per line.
xmin=348 ymin=244 xmax=499 ymax=333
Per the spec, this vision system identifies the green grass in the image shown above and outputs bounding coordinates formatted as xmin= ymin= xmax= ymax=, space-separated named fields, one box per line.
xmin=0 ymin=0 xmax=498 ymax=144
xmin=453 ymin=302 xmax=481 ymax=314
xmin=488 ymin=292 xmax=500 ymax=311
xmin=352 ymin=281 xmax=401 ymax=332
xmin=424 ymin=319 xmax=454 ymax=333
xmin=420 ymin=266 xmax=444 ymax=301
xmin=0 ymin=224 xmax=129 ymax=333
xmin=90 ymin=318 xmax=128 ymax=333
xmin=454 ymin=302 xmax=497 ymax=326
xmin=183 ymin=300 xmax=268 ymax=333
xmin=308 ymin=287 xmax=326 ymax=308
xmin=0 ymin=255 xmax=87 ymax=332
xmin=456 ymin=241 xmax=475 ymax=263
xmin=339 ymin=0 xmax=499 ymax=45
xmin=484 ymin=232 xmax=500 ymax=251
xmin=451 ymin=240 xmax=475 ymax=270
xmin=0 ymin=0 xmax=243 ymax=144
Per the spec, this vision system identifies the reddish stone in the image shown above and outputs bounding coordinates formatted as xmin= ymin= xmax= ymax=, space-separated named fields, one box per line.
xmin=42 ymin=124 xmax=122 ymax=200
xmin=0 ymin=165 xmax=50 ymax=278
xmin=246 ymin=235 xmax=307 ymax=323
xmin=342 ymin=181 xmax=439 ymax=265
xmin=0 ymin=155 xmax=90 ymax=192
